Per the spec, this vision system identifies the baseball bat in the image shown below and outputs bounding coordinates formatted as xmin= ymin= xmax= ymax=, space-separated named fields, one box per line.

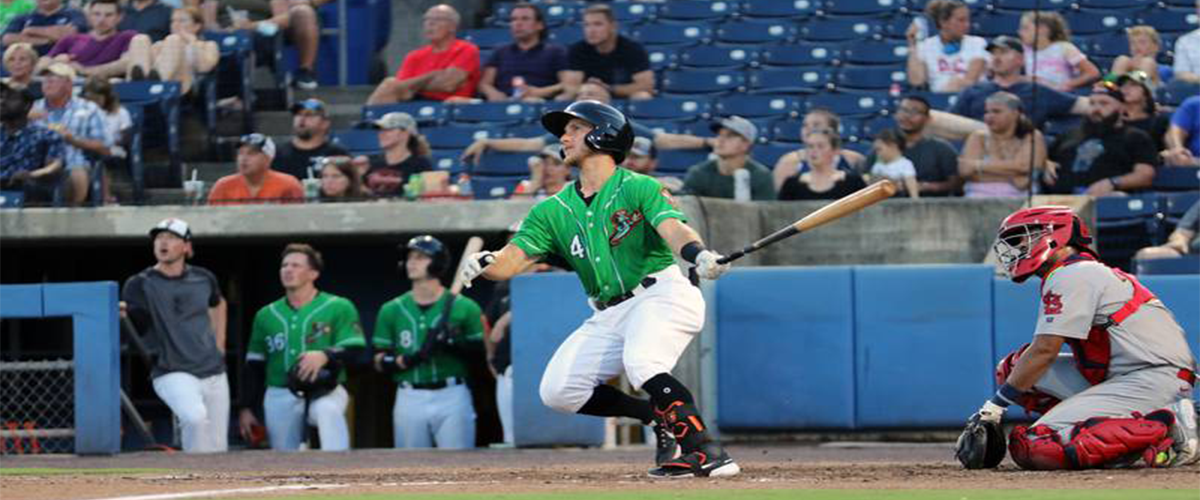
xmin=717 ymin=179 xmax=897 ymax=264
xmin=432 ymin=236 xmax=485 ymax=330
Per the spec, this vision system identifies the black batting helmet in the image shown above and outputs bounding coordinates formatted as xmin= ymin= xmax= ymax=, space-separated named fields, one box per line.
xmin=404 ymin=235 xmax=449 ymax=277
xmin=541 ymin=100 xmax=635 ymax=164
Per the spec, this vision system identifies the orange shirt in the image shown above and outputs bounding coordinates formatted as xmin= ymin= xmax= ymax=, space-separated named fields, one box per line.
xmin=396 ymin=39 xmax=481 ymax=100
xmin=207 ymin=170 xmax=304 ymax=205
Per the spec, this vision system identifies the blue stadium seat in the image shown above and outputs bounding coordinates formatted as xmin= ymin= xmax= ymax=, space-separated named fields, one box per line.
xmin=471 ymin=175 xmax=525 ymax=200
xmin=639 ymin=119 xmax=689 ymax=135
xmin=674 ymin=120 xmax=716 ymax=138
xmin=713 ymin=94 xmax=802 ymax=119
xmin=124 ymin=104 xmax=145 ymax=203
xmin=474 ymin=151 xmax=532 ymax=176
xmin=1134 ymin=256 xmax=1200 ymax=275
xmin=1160 ymin=191 xmax=1200 ymax=236
xmin=1163 ymin=0 xmax=1195 ymax=7
xmin=861 ymin=115 xmax=898 ymax=139
xmin=362 ymin=102 xmax=446 ymax=125
xmin=841 ymin=40 xmax=909 ymax=65
xmin=656 ymin=0 xmax=740 ymax=22
xmin=1083 ymin=33 xmax=1129 ymax=58
xmin=0 ymin=191 xmax=24 ymax=208
xmin=625 ymin=97 xmax=713 ymax=121
xmin=630 ymin=22 xmax=712 ymax=47
xmin=714 ymin=21 xmax=796 ymax=45
xmin=646 ymin=48 xmax=678 ymax=71
xmin=1096 ymin=194 xmax=1161 ymax=271
xmin=798 ymin=18 xmax=882 ymax=42
xmin=842 ymin=140 xmax=872 ymax=157
xmin=748 ymin=68 xmax=834 ymax=93
xmin=1158 ymin=80 xmax=1200 ymax=107
xmin=657 ymin=148 xmax=711 ymax=174
xmin=1043 ymin=116 xmax=1082 ymax=138
xmin=1138 ymin=8 xmax=1199 ymax=35
xmin=1063 ymin=10 xmax=1127 ymax=35
xmin=449 ymin=102 xmax=539 ymax=125
xmin=1152 ymin=167 xmax=1200 ymax=191
xmin=806 ymin=92 xmax=889 ymax=118
xmin=207 ymin=30 xmax=254 ymax=133
xmin=678 ymin=45 xmax=759 ymax=69
xmin=822 ymin=0 xmax=897 ymax=17
xmin=759 ymin=42 xmax=840 ymax=67
xmin=116 ymin=81 xmax=182 ymax=181
xmin=660 ymin=69 xmax=746 ymax=95
xmin=835 ymin=65 xmax=907 ymax=91
xmin=839 ymin=117 xmax=866 ymax=142
xmin=331 ymin=130 xmax=381 ymax=155
xmin=463 ymin=28 xmax=512 ymax=50
xmin=506 ymin=123 xmax=549 ymax=138
xmin=751 ymin=142 xmax=795 ymax=168
xmin=992 ymin=0 xmax=1073 ymax=11
xmin=611 ymin=1 xmax=659 ymax=24
xmin=430 ymin=150 xmax=467 ymax=175
xmin=971 ymin=12 xmax=1022 ymax=38
xmin=1076 ymin=0 xmax=1152 ymax=10
xmin=548 ymin=26 xmax=584 ymax=46
xmin=541 ymin=3 xmax=579 ymax=26
xmin=423 ymin=125 xmax=495 ymax=150
xmin=772 ymin=120 xmax=805 ymax=143
xmin=740 ymin=0 xmax=817 ymax=19
xmin=907 ymin=91 xmax=957 ymax=111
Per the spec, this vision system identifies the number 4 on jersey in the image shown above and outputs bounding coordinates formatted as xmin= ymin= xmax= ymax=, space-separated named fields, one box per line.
xmin=570 ymin=234 xmax=587 ymax=259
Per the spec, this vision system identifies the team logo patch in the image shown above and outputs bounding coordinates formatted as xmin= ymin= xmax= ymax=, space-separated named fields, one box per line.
xmin=609 ymin=209 xmax=644 ymax=246
xmin=307 ymin=322 xmax=332 ymax=344
xmin=1042 ymin=292 xmax=1063 ymax=315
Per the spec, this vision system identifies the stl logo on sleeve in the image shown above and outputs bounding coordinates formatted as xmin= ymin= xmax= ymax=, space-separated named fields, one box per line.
xmin=1042 ymin=292 xmax=1063 ymax=315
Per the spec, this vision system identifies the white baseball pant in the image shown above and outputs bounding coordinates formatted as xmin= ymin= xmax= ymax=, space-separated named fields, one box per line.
xmin=496 ymin=365 xmax=514 ymax=445
xmin=392 ymin=382 xmax=476 ymax=449
xmin=151 ymin=371 xmax=230 ymax=453
xmin=263 ymin=385 xmax=350 ymax=451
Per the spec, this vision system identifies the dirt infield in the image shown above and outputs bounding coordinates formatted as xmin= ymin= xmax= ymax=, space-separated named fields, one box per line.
xmin=2 ymin=444 xmax=1198 ymax=500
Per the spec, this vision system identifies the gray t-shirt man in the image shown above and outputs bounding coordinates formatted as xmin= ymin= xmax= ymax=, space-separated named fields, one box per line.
xmin=864 ymin=136 xmax=961 ymax=196
xmin=123 ymin=266 xmax=225 ymax=378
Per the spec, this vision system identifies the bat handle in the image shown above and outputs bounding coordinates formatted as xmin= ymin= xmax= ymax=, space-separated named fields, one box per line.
xmin=716 ymin=250 xmax=744 ymax=265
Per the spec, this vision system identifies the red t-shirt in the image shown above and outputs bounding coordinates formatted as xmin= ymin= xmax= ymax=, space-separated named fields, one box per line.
xmin=207 ymin=170 xmax=304 ymax=205
xmin=396 ymin=39 xmax=481 ymax=101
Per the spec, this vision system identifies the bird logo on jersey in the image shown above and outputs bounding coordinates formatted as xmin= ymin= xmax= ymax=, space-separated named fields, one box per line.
xmin=1042 ymin=292 xmax=1063 ymax=315
xmin=306 ymin=322 xmax=332 ymax=344
xmin=609 ymin=209 xmax=644 ymax=246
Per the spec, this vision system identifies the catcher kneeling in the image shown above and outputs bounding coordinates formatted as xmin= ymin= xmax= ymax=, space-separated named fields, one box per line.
xmin=957 ymin=206 xmax=1198 ymax=470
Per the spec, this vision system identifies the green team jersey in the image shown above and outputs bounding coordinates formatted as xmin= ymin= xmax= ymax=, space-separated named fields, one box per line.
xmin=372 ymin=290 xmax=484 ymax=385
xmin=247 ymin=291 xmax=366 ymax=388
xmin=511 ymin=168 xmax=685 ymax=303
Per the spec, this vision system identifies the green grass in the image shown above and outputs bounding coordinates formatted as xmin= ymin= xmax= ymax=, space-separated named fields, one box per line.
xmin=258 ymin=491 xmax=1198 ymax=500
xmin=0 ymin=467 xmax=170 ymax=476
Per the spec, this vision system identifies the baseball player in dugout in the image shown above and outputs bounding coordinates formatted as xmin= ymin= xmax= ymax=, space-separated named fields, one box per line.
xmin=957 ymin=206 xmax=1198 ymax=470
xmin=460 ymin=100 xmax=740 ymax=478
xmin=121 ymin=218 xmax=230 ymax=453
xmin=372 ymin=235 xmax=484 ymax=449
xmin=238 ymin=243 xmax=367 ymax=451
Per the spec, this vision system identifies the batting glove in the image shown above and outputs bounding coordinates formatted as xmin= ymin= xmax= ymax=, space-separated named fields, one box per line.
xmin=695 ymin=250 xmax=731 ymax=280
xmin=974 ymin=400 xmax=1006 ymax=424
xmin=461 ymin=251 xmax=495 ymax=288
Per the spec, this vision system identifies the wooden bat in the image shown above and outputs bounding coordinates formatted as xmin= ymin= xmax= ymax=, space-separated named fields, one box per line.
xmin=717 ymin=180 xmax=897 ymax=264
xmin=449 ymin=236 xmax=485 ymax=295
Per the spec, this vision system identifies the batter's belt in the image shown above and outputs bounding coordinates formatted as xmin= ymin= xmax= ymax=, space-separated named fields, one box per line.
xmin=400 ymin=376 xmax=464 ymax=391
xmin=594 ymin=277 xmax=657 ymax=311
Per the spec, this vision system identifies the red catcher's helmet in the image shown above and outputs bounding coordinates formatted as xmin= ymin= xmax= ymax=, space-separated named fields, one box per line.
xmin=994 ymin=206 xmax=1094 ymax=283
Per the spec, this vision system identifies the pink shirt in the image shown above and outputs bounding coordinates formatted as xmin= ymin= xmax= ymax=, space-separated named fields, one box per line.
xmin=48 ymin=30 xmax=136 ymax=67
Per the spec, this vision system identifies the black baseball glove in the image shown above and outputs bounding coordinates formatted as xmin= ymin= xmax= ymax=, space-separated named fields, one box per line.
xmin=955 ymin=413 xmax=1007 ymax=469
xmin=286 ymin=363 xmax=338 ymax=400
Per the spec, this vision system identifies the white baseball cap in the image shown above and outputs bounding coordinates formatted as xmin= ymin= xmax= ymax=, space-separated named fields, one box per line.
xmin=150 ymin=218 xmax=192 ymax=240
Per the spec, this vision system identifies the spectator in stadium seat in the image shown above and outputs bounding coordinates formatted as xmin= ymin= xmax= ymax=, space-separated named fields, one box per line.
xmin=1163 ymin=95 xmax=1200 ymax=167
xmin=624 ymin=136 xmax=683 ymax=193
xmin=682 ymin=116 xmax=774 ymax=200
xmin=906 ymin=0 xmax=988 ymax=93
xmin=118 ymin=0 xmax=170 ymax=41
xmin=560 ymin=4 xmax=653 ymax=101
xmin=1116 ymin=71 xmax=1172 ymax=153
xmin=2 ymin=0 xmax=87 ymax=56
xmin=1042 ymin=83 xmax=1157 ymax=195
xmin=868 ymin=129 xmax=919 ymax=199
xmin=0 ymin=0 xmax=34 ymax=39
xmin=1112 ymin=26 xmax=1171 ymax=88
xmin=1172 ymin=2 xmax=1200 ymax=84
xmin=208 ymin=133 xmax=304 ymax=205
xmin=81 ymin=76 xmax=130 ymax=204
xmin=863 ymin=96 xmax=962 ymax=197
xmin=2 ymin=42 xmax=37 ymax=91
xmin=34 ymin=0 xmax=137 ymax=79
xmin=318 ymin=156 xmax=368 ymax=201
xmin=124 ymin=7 xmax=219 ymax=94
xmin=513 ymin=143 xmax=569 ymax=199
xmin=272 ymin=98 xmax=348 ymax=182
xmin=357 ymin=111 xmax=432 ymax=197
xmin=1 ymin=81 xmax=63 ymax=204
xmin=957 ymin=91 xmax=1045 ymax=198
xmin=778 ymin=129 xmax=867 ymax=201
xmin=366 ymin=4 xmax=480 ymax=104
xmin=194 ymin=0 xmax=323 ymax=89
xmin=772 ymin=109 xmax=867 ymax=191
xmin=1018 ymin=11 xmax=1100 ymax=92
xmin=477 ymin=2 xmax=568 ymax=102
xmin=31 ymin=62 xmax=109 ymax=206
xmin=1135 ymin=200 xmax=1200 ymax=260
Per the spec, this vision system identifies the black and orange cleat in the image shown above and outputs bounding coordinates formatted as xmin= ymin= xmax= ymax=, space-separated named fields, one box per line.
xmin=651 ymin=422 xmax=680 ymax=467
xmin=648 ymin=442 xmax=740 ymax=478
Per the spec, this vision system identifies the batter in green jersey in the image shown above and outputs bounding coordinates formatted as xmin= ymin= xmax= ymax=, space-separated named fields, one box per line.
xmin=461 ymin=101 xmax=740 ymax=478
xmin=239 ymin=243 xmax=366 ymax=452
xmin=373 ymin=235 xmax=483 ymax=449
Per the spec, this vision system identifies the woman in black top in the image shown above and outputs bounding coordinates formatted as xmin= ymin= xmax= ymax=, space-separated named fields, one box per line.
xmin=779 ymin=129 xmax=867 ymax=200
xmin=362 ymin=112 xmax=433 ymax=196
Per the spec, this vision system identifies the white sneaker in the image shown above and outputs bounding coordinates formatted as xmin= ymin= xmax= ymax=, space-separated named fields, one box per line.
xmin=1167 ymin=398 xmax=1199 ymax=466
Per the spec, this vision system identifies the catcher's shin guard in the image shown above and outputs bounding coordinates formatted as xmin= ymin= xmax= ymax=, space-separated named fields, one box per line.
xmin=1009 ymin=412 xmax=1174 ymax=470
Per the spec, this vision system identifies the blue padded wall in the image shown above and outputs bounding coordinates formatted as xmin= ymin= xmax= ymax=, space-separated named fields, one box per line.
xmin=716 ymin=267 xmax=855 ymax=430
xmin=509 ymin=272 xmax=605 ymax=447
xmin=991 ymin=278 xmax=1043 ymax=421
xmin=853 ymin=265 xmax=996 ymax=428
xmin=0 ymin=284 xmax=43 ymax=318
xmin=1140 ymin=275 xmax=1200 ymax=400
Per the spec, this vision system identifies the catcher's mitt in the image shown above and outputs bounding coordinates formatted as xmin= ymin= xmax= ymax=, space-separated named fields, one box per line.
xmin=955 ymin=413 xmax=1007 ymax=469
xmin=287 ymin=363 xmax=338 ymax=400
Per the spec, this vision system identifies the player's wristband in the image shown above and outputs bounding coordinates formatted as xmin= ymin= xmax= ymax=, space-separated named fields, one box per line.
xmin=990 ymin=383 xmax=1025 ymax=408
xmin=681 ymin=241 xmax=705 ymax=264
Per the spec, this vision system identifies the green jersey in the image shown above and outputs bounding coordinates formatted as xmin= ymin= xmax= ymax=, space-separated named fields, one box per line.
xmin=372 ymin=290 xmax=484 ymax=385
xmin=511 ymin=168 xmax=685 ymax=303
xmin=248 ymin=291 xmax=366 ymax=388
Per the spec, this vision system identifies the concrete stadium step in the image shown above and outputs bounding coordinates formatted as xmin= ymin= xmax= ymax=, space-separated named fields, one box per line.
xmin=294 ymin=85 xmax=376 ymax=105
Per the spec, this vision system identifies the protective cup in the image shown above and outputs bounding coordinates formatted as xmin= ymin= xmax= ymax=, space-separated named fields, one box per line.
xmin=955 ymin=413 xmax=1008 ymax=469
xmin=286 ymin=363 xmax=338 ymax=400
xmin=541 ymin=100 xmax=635 ymax=164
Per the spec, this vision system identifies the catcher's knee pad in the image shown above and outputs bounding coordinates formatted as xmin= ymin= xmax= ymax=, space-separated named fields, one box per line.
xmin=1009 ymin=424 xmax=1069 ymax=470
xmin=996 ymin=345 xmax=1061 ymax=415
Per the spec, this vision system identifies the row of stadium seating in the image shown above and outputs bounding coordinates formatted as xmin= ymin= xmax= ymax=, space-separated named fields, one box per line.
xmin=1096 ymin=191 xmax=1200 ymax=271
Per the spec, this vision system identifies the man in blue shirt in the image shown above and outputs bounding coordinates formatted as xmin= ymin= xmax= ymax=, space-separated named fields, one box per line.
xmin=477 ymin=2 xmax=568 ymax=102
xmin=2 ymin=0 xmax=87 ymax=55
xmin=1164 ymin=95 xmax=1200 ymax=166
xmin=31 ymin=63 xmax=109 ymax=206
xmin=1 ymin=82 xmax=64 ymax=203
